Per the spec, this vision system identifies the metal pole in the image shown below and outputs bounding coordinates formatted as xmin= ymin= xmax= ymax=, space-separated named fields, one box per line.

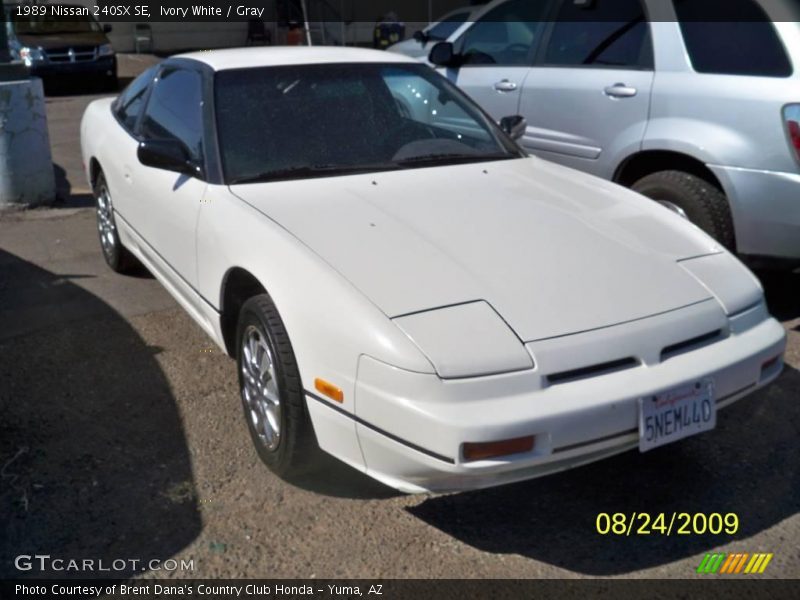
xmin=340 ymin=0 xmax=346 ymax=46
xmin=0 ymin=3 xmax=28 ymax=81
xmin=0 ymin=3 xmax=11 ymax=63
xmin=300 ymin=0 xmax=312 ymax=46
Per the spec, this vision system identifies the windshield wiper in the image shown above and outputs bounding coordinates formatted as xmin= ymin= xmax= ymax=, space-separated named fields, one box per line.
xmin=229 ymin=163 xmax=402 ymax=185
xmin=395 ymin=152 xmax=513 ymax=167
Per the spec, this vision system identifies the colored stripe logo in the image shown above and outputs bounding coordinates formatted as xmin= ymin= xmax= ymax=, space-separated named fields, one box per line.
xmin=697 ymin=552 xmax=773 ymax=574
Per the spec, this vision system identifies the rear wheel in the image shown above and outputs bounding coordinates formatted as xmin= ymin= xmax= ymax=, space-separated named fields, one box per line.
xmin=236 ymin=294 xmax=317 ymax=477
xmin=632 ymin=170 xmax=735 ymax=251
xmin=94 ymin=172 xmax=137 ymax=273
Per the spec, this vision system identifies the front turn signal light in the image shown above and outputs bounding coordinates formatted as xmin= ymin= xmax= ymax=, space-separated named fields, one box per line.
xmin=463 ymin=436 xmax=535 ymax=462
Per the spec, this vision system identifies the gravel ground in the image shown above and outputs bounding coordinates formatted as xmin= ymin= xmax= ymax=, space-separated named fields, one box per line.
xmin=0 ymin=56 xmax=798 ymax=580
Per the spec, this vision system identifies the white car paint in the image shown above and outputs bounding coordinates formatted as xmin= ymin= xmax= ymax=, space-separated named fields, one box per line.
xmin=230 ymin=158 xmax=726 ymax=342
xmin=80 ymin=47 xmax=787 ymax=493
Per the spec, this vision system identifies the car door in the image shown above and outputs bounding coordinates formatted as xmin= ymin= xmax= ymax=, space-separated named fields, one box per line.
xmin=518 ymin=0 xmax=655 ymax=179
xmin=132 ymin=65 xmax=208 ymax=288
xmin=442 ymin=0 xmax=552 ymax=122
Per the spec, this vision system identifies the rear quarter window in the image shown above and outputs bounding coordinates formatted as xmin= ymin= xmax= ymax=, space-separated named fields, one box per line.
xmin=674 ymin=0 xmax=793 ymax=77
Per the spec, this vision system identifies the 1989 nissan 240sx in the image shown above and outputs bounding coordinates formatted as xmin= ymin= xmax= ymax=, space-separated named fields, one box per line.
xmin=80 ymin=47 xmax=786 ymax=493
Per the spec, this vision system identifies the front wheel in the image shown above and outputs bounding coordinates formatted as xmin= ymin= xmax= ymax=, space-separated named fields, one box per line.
xmin=236 ymin=294 xmax=317 ymax=477
xmin=632 ymin=170 xmax=736 ymax=251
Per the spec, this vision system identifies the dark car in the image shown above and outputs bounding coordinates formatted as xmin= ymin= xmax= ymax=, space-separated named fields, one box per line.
xmin=4 ymin=4 xmax=117 ymax=90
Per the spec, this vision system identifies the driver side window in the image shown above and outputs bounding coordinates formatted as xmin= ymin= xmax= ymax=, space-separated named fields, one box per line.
xmin=140 ymin=67 xmax=205 ymax=163
xmin=457 ymin=0 xmax=550 ymax=66
xmin=114 ymin=66 xmax=157 ymax=134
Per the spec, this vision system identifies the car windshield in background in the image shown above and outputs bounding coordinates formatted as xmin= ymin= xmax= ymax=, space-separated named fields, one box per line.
xmin=427 ymin=13 xmax=470 ymax=40
xmin=11 ymin=12 xmax=101 ymax=35
xmin=215 ymin=63 xmax=522 ymax=185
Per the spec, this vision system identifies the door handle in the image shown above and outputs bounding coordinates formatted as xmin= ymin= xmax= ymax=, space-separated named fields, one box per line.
xmin=604 ymin=83 xmax=638 ymax=98
xmin=494 ymin=79 xmax=518 ymax=92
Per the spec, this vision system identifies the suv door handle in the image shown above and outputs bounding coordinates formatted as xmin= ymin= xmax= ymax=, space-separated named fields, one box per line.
xmin=604 ymin=83 xmax=638 ymax=98
xmin=494 ymin=79 xmax=518 ymax=92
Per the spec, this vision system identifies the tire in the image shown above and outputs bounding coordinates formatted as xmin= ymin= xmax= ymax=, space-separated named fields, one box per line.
xmin=236 ymin=294 xmax=318 ymax=477
xmin=632 ymin=170 xmax=736 ymax=251
xmin=93 ymin=172 xmax=137 ymax=273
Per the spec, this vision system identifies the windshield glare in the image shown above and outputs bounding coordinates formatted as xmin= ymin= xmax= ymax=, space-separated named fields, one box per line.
xmin=215 ymin=63 xmax=520 ymax=184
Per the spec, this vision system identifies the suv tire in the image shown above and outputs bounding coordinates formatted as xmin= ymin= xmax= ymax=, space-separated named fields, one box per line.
xmin=632 ymin=170 xmax=735 ymax=251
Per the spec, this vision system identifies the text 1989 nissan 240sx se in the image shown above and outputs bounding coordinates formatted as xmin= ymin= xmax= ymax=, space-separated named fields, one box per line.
xmin=80 ymin=48 xmax=786 ymax=493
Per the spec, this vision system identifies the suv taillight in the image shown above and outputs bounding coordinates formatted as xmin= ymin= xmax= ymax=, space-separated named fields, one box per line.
xmin=784 ymin=105 xmax=800 ymax=164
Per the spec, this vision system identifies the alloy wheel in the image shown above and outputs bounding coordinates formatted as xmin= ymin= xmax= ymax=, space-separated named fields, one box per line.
xmin=240 ymin=325 xmax=282 ymax=451
xmin=96 ymin=185 xmax=117 ymax=257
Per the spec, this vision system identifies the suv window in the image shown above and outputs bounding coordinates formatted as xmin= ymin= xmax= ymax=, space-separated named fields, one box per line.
xmin=426 ymin=10 xmax=470 ymax=41
xmin=543 ymin=0 xmax=652 ymax=69
xmin=674 ymin=0 xmax=792 ymax=77
xmin=115 ymin=66 xmax=157 ymax=133
xmin=457 ymin=0 xmax=549 ymax=66
xmin=141 ymin=68 xmax=204 ymax=162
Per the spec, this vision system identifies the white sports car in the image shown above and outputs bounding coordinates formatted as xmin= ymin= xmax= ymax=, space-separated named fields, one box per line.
xmin=80 ymin=47 xmax=786 ymax=494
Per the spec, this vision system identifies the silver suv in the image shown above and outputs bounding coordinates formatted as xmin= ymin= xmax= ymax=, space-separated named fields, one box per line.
xmin=397 ymin=0 xmax=800 ymax=266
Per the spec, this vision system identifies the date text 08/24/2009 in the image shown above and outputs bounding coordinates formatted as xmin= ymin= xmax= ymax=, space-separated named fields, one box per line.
xmin=596 ymin=512 xmax=739 ymax=536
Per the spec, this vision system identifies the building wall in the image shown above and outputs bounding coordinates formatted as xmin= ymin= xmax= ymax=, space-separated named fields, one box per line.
xmin=34 ymin=0 xmax=479 ymax=52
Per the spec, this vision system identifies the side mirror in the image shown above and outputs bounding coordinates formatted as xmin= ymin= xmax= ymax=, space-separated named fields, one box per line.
xmin=429 ymin=41 xmax=456 ymax=67
xmin=500 ymin=115 xmax=527 ymax=141
xmin=413 ymin=30 xmax=427 ymax=43
xmin=103 ymin=24 xmax=113 ymax=34
xmin=137 ymin=139 xmax=202 ymax=178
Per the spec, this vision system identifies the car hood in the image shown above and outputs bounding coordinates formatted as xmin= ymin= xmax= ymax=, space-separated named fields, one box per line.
xmin=230 ymin=157 xmax=722 ymax=342
xmin=15 ymin=32 xmax=108 ymax=49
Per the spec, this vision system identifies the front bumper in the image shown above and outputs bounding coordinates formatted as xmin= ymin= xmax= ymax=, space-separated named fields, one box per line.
xmin=29 ymin=55 xmax=117 ymax=80
xmin=709 ymin=164 xmax=800 ymax=261
xmin=338 ymin=306 xmax=785 ymax=493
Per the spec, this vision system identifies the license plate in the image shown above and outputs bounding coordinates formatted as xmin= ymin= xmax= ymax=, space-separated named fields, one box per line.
xmin=638 ymin=379 xmax=716 ymax=452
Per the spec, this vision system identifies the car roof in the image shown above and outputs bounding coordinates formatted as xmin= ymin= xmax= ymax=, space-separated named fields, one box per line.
xmin=176 ymin=46 xmax=418 ymax=71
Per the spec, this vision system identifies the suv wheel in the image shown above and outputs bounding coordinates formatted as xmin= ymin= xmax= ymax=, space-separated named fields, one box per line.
xmin=632 ymin=170 xmax=735 ymax=251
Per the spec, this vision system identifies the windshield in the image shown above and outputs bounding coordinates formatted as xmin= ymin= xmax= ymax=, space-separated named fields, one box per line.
xmin=10 ymin=10 xmax=102 ymax=35
xmin=215 ymin=63 xmax=522 ymax=185
xmin=427 ymin=11 xmax=471 ymax=40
